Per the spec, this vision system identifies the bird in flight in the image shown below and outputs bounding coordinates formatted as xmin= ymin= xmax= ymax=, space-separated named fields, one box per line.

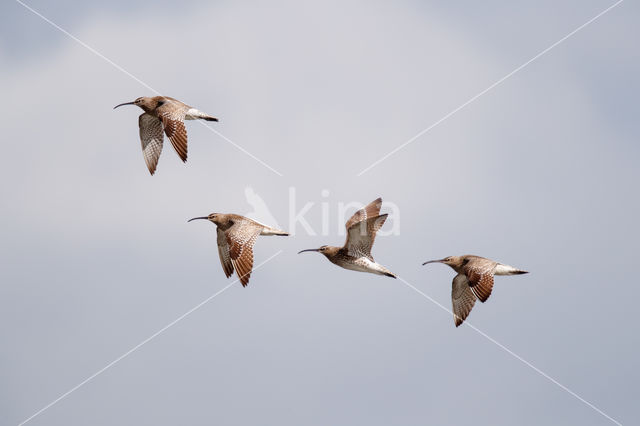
xmin=188 ymin=213 xmax=288 ymax=287
xmin=423 ymin=255 xmax=528 ymax=327
xmin=298 ymin=197 xmax=396 ymax=278
xmin=114 ymin=96 xmax=218 ymax=175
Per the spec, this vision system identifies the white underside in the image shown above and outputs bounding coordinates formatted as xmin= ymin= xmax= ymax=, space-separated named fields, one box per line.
xmin=340 ymin=257 xmax=389 ymax=275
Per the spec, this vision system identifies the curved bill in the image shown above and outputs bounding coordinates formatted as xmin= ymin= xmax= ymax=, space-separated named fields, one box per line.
xmin=422 ymin=259 xmax=443 ymax=266
xmin=188 ymin=216 xmax=209 ymax=223
xmin=298 ymin=248 xmax=319 ymax=254
xmin=113 ymin=101 xmax=135 ymax=109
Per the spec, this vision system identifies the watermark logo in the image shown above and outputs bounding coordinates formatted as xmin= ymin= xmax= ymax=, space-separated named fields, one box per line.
xmin=243 ymin=187 xmax=400 ymax=236
xmin=244 ymin=187 xmax=283 ymax=229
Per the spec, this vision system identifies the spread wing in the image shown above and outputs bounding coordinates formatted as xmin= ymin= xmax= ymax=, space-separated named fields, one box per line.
xmin=216 ymin=228 xmax=234 ymax=278
xmin=345 ymin=214 xmax=387 ymax=260
xmin=225 ymin=221 xmax=262 ymax=287
xmin=464 ymin=259 xmax=496 ymax=303
xmin=157 ymin=101 xmax=189 ymax=162
xmin=452 ymin=274 xmax=477 ymax=327
xmin=138 ymin=113 xmax=164 ymax=175
xmin=344 ymin=197 xmax=382 ymax=230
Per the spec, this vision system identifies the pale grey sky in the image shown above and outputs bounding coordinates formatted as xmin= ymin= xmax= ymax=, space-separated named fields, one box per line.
xmin=1 ymin=1 xmax=638 ymax=425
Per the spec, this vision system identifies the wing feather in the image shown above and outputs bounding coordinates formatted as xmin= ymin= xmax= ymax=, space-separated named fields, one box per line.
xmin=225 ymin=221 xmax=261 ymax=287
xmin=464 ymin=259 xmax=496 ymax=303
xmin=344 ymin=198 xmax=382 ymax=230
xmin=346 ymin=214 xmax=387 ymax=260
xmin=216 ymin=228 xmax=234 ymax=278
xmin=157 ymin=101 xmax=189 ymax=162
xmin=452 ymin=274 xmax=477 ymax=327
xmin=138 ymin=113 xmax=164 ymax=175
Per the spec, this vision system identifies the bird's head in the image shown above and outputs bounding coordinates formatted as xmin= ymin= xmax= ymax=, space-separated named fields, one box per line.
xmin=113 ymin=96 xmax=157 ymax=112
xmin=298 ymin=245 xmax=338 ymax=257
xmin=188 ymin=213 xmax=223 ymax=226
xmin=423 ymin=255 xmax=465 ymax=271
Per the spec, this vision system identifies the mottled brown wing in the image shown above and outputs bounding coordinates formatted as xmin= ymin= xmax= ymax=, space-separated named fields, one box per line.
xmin=157 ymin=101 xmax=189 ymax=162
xmin=464 ymin=260 xmax=496 ymax=303
xmin=452 ymin=274 xmax=477 ymax=327
xmin=345 ymin=214 xmax=387 ymax=260
xmin=344 ymin=197 xmax=383 ymax=230
xmin=225 ymin=222 xmax=262 ymax=287
xmin=216 ymin=228 xmax=234 ymax=278
xmin=138 ymin=113 xmax=164 ymax=175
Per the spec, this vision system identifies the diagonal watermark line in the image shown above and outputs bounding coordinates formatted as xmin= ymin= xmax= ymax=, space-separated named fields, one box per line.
xmin=18 ymin=250 xmax=283 ymax=426
xmin=397 ymin=276 xmax=622 ymax=426
xmin=202 ymin=124 xmax=283 ymax=176
xmin=357 ymin=0 xmax=624 ymax=176
xmin=14 ymin=0 xmax=284 ymax=177
xmin=14 ymin=0 xmax=155 ymax=93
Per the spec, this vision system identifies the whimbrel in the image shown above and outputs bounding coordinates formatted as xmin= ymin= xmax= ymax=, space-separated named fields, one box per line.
xmin=114 ymin=96 xmax=218 ymax=175
xmin=298 ymin=197 xmax=396 ymax=278
xmin=188 ymin=213 xmax=288 ymax=287
xmin=422 ymin=255 xmax=528 ymax=327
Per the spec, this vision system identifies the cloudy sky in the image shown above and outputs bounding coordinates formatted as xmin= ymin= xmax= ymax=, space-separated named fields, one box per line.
xmin=1 ymin=0 xmax=638 ymax=425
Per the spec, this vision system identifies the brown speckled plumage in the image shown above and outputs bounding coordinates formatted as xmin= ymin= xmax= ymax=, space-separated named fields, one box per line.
xmin=114 ymin=96 xmax=218 ymax=175
xmin=298 ymin=197 xmax=396 ymax=278
xmin=423 ymin=255 xmax=528 ymax=327
xmin=189 ymin=213 xmax=288 ymax=287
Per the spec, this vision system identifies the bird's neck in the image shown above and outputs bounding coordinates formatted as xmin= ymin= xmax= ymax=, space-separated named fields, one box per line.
xmin=449 ymin=264 xmax=464 ymax=274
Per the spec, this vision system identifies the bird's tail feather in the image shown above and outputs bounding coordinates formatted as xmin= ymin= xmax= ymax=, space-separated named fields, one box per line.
xmin=375 ymin=264 xmax=397 ymax=279
xmin=494 ymin=264 xmax=529 ymax=275
xmin=260 ymin=226 xmax=289 ymax=236
xmin=187 ymin=108 xmax=218 ymax=122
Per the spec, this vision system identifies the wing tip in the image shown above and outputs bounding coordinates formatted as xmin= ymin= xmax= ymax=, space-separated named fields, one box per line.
xmin=239 ymin=273 xmax=251 ymax=287
xmin=454 ymin=314 xmax=466 ymax=327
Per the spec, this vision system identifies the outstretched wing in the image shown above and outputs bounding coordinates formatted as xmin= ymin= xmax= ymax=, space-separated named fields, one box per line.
xmin=345 ymin=214 xmax=387 ymax=260
xmin=138 ymin=113 xmax=164 ymax=175
xmin=156 ymin=101 xmax=189 ymax=162
xmin=452 ymin=274 xmax=477 ymax=327
xmin=464 ymin=258 xmax=496 ymax=303
xmin=344 ymin=197 xmax=383 ymax=230
xmin=225 ymin=221 xmax=262 ymax=287
xmin=216 ymin=228 xmax=234 ymax=278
